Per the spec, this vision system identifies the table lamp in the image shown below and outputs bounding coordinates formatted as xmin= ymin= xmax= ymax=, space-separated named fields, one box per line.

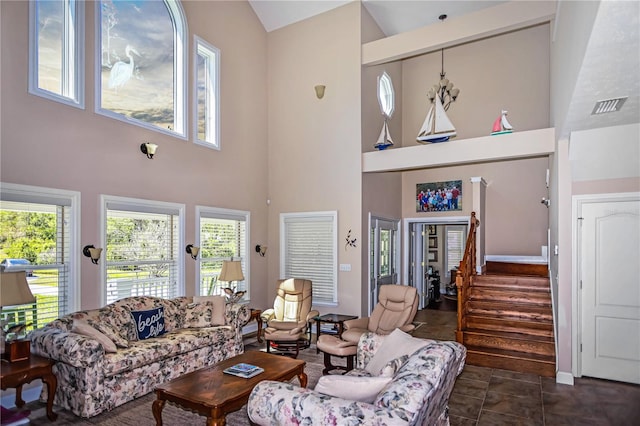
xmin=219 ymin=260 xmax=245 ymax=303
xmin=1 ymin=271 xmax=36 ymax=362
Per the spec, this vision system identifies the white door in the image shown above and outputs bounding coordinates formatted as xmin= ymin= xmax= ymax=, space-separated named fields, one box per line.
xmin=579 ymin=195 xmax=640 ymax=384
xmin=370 ymin=217 xmax=399 ymax=314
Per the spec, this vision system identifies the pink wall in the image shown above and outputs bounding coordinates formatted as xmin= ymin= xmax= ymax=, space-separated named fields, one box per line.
xmin=0 ymin=1 xmax=270 ymax=310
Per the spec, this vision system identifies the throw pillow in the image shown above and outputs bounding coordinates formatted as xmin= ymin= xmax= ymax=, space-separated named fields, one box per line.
xmin=71 ymin=319 xmax=117 ymax=353
xmin=193 ymin=295 xmax=226 ymax=326
xmin=85 ymin=319 xmax=129 ymax=348
xmin=130 ymin=307 xmax=166 ymax=340
xmin=364 ymin=328 xmax=429 ymax=376
xmin=314 ymin=375 xmax=392 ymax=404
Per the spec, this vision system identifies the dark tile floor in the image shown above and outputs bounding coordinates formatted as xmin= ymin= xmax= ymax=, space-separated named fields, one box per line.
xmin=414 ymin=306 xmax=640 ymax=426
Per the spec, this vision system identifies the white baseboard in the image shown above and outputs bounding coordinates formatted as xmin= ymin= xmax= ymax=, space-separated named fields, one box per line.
xmin=485 ymin=255 xmax=547 ymax=264
xmin=556 ymin=371 xmax=574 ymax=385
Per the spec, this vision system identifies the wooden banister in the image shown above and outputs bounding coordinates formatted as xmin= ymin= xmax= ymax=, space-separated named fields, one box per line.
xmin=455 ymin=212 xmax=480 ymax=343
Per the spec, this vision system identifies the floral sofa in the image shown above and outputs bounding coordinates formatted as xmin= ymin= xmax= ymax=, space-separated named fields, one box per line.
xmin=29 ymin=295 xmax=250 ymax=418
xmin=247 ymin=331 xmax=466 ymax=425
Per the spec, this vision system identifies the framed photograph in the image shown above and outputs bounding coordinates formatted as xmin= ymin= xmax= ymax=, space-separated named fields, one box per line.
xmin=428 ymin=236 xmax=437 ymax=248
xmin=416 ymin=180 xmax=463 ymax=212
xmin=428 ymin=250 xmax=438 ymax=262
xmin=428 ymin=225 xmax=437 ymax=235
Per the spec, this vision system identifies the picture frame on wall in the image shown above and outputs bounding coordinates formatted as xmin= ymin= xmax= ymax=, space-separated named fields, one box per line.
xmin=428 ymin=236 xmax=437 ymax=248
xmin=428 ymin=250 xmax=438 ymax=262
xmin=428 ymin=225 xmax=437 ymax=235
xmin=416 ymin=180 xmax=463 ymax=213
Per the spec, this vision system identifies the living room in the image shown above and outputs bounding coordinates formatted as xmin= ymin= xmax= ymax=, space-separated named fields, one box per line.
xmin=1 ymin=0 xmax=639 ymax=407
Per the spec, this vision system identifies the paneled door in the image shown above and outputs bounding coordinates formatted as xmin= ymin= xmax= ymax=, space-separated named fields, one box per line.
xmin=370 ymin=217 xmax=399 ymax=314
xmin=578 ymin=194 xmax=640 ymax=384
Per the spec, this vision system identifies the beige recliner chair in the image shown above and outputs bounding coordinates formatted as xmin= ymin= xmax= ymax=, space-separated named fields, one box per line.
xmin=261 ymin=278 xmax=319 ymax=357
xmin=341 ymin=284 xmax=418 ymax=344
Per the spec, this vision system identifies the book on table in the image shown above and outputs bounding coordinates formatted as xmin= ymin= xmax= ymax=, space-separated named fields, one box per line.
xmin=223 ymin=363 xmax=264 ymax=378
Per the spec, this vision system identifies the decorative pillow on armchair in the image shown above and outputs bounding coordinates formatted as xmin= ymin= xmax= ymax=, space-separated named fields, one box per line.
xmin=130 ymin=307 xmax=166 ymax=340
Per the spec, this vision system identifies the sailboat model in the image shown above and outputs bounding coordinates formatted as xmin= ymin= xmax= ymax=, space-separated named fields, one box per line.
xmin=374 ymin=118 xmax=394 ymax=150
xmin=417 ymin=93 xmax=457 ymax=143
xmin=491 ymin=110 xmax=513 ymax=135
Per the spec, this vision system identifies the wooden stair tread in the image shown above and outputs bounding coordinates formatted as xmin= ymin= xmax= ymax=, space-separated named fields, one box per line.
xmin=464 ymin=328 xmax=555 ymax=343
xmin=464 ymin=344 xmax=555 ymax=363
xmin=469 ymin=290 xmax=551 ymax=305
xmin=466 ymin=315 xmax=554 ymax=337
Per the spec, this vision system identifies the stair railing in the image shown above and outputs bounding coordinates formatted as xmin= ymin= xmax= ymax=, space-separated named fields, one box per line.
xmin=455 ymin=211 xmax=480 ymax=343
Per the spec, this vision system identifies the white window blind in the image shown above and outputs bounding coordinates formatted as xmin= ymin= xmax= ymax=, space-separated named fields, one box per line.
xmin=281 ymin=212 xmax=337 ymax=305
xmin=105 ymin=200 xmax=182 ymax=304
xmin=0 ymin=200 xmax=71 ymax=330
xmin=445 ymin=225 xmax=466 ymax=276
xmin=197 ymin=208 xmax=248 ymax=298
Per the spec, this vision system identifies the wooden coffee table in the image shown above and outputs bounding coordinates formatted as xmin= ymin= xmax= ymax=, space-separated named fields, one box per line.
xmin=152 ymin=351 xmax=306 ymax=426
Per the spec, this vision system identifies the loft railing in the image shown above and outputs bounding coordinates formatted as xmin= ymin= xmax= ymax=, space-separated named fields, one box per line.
xmin=455 ymin=211 xmax=480 ymax=343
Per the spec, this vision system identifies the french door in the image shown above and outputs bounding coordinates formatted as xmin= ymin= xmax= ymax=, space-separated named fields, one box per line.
xmin=369 ymin=216 xmax=399 ymax=314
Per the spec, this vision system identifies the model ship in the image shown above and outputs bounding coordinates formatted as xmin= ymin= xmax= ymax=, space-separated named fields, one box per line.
xmin=417 ymin=93 xmax=457 ymax=143
xmin=374 ymin=119 xmax=394 ymax=150
xmin=491 ymin=110 xmax=513 ymax=135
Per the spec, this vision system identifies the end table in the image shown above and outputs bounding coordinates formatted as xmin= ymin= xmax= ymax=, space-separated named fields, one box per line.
xmin=0 ymin=354 xmax=57 ymax=421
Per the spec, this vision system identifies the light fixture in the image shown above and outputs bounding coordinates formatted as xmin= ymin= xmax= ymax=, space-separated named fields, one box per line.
xmin=314 ymin=85 xmax=326 ymax=99
xmin=83 ymin=245 xmax=103 ymax=265
xmin=427 ymin=47 xmax=460 ymax=111
xmin=255 ymin=244 xmax=267 ymax=257
xmin=140 ymin=142 xmax=158 ymax=159
xmin=219 ymin=259 xmax=245 ymax=303
xmin=0 ymin=271 xmax=36 ymax=362
xmin=186 ymin=244 xmax=200 ymax=260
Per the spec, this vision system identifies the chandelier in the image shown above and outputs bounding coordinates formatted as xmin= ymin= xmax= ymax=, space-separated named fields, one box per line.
xmin=426 ymin=48 xmax=460 ymax=111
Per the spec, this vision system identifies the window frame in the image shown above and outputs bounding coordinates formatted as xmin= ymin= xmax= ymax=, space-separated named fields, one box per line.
xmin=94 ymin=0 xmax=188 ymax=139
xmin=0 ymin=182 xmax=81 ymax=314
xmin=195 ymin=206 xmax=251 ymax=300
xmin=100 ymin=195 xmax=185 ymax=306
xmin=280 ymin=211 xmax=338 ymax=306
xmin=28 ymin=0 xmax=85 ymax=109
xmin=193 ymin=36 xmax=221 ymax=150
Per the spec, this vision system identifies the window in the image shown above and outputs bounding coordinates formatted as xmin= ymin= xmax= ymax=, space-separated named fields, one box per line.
xmin=102 ymin=196 xmax=184 ymax=305
xmin=97 ymin=0 xmax=187 ymax=138
xmin=29 ymin=0 xmax=85 ymax=108
xmin=0 ymin=183 xmax=80 ymax=331
xmin=196 ymin=207 xmax=249 ymax=299
xmin=194 ymin=36 xmax=220 ymax=150
xmin=377 ymin=71 xmax=395 ymax=118
xmin=445 ymin=225 xmax=466 ymax=277
xmin=280 ymin=212 xmax=337 ymax=305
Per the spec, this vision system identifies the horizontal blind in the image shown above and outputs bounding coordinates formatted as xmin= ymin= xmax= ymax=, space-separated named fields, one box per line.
xmin=283 ymin=213 xmax=336 ymax=304
xmin=199 ymin=216 xmax=247 ymax=296
xmin=446 ymin=225 xmax=466 ymax=274
xmin=106 ymin=209 xmax=179 ymax=303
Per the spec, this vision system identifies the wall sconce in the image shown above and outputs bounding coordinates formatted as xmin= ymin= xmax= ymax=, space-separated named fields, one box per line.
xmin=255 ymin=244 xmax=267 ymax=257
xmin=186 ymin=244 xmax=200 ymax=260
xmin=314 ymin=85 xmax=326 ymax=99
xmin=140 ymin=142 xmax=158 ymax=159
xmin=83 ymin=245 xmax=103 ymax=265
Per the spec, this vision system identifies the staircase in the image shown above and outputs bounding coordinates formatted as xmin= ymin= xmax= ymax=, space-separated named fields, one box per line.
xmin=460 ymin=261 xmax=556 ymax=377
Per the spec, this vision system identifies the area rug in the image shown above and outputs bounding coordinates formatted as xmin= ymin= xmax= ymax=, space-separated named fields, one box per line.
xmin=17 ymin=342 xmax=325 ymax=426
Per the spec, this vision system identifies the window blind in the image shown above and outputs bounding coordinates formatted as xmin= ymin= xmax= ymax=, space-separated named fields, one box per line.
xmin=445 ymin=225 xmax=466 ymax=275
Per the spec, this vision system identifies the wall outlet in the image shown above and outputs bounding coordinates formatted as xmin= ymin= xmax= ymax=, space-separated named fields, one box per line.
xmin=339 ymin=264 xmax=351 ymax=272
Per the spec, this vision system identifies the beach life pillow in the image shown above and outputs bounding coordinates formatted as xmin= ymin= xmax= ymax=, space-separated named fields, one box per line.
xmin=364 ymin=328 xmax=429 ymax=376
xmin=130 ymin=307 xmax=166 ymax=340
xmin=193 ymin=295 xmax=226 ymax=326
xmin=315 ymin=375 xmax=392 ymax=404
xmin=72 ymin=319 xmax=118 ymax=353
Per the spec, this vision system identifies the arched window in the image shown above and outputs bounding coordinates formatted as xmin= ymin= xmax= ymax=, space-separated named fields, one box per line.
xmin=97 ymin=0 xmax=187 ymax=138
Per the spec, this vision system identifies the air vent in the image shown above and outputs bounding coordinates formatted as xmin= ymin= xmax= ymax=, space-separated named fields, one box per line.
xmin=591 ymin=97 xmax=627 ymax=115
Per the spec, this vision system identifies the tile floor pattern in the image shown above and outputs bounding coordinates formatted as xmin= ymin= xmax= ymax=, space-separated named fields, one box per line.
xmin=414 ymin=307 xmax=640 ymax=426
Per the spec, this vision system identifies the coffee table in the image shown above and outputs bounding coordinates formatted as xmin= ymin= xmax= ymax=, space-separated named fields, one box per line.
xmin=152 ymin=351 xmax=307 ymax=426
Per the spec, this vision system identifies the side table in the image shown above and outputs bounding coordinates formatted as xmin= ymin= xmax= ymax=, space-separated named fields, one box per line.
xmin=313 ymin=313 xmax=357 ymax=353
xmin=250 ymin=308 xmax=263 ymax=343
xmin=0 ymin=354 xmax=58 ymax=421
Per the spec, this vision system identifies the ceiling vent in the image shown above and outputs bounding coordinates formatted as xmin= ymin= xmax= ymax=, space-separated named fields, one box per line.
xmin=591 ymin=97 xmax=627 ymax=115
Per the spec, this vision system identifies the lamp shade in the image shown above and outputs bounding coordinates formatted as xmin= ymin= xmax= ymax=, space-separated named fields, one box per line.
xmin=0 ymin=271 xmax=36 ymax=307
xmin=218 ymin=260 xmax=244 ymax=283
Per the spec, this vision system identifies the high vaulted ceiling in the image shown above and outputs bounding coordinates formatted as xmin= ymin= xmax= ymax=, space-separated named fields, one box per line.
xmin=248 ymin=0 xmax=639 ymax=139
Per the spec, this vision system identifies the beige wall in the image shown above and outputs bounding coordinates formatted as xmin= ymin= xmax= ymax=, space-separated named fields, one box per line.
xmin=266 ymin=2 xmax=363 ymax=315
xmin=402 ymin=23 xmax=551 ymax=145
xmin=403 ymin=157 xmax=550 ymax=256
xmin=0 ymin=1 xmax=269 ymax=310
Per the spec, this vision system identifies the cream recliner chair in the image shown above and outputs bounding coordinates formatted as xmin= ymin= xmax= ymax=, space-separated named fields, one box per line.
xmin=261 ymin=278 xmax=319 ymax=357
xmin=341 ymin=284 xmax=418 ymax=344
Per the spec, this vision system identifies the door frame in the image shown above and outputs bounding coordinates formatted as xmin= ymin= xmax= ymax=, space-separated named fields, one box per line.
xmin=572 ymin=192 xmax=640 ymax=379
xmin=368 ymin=213 xmax=401 ymax=315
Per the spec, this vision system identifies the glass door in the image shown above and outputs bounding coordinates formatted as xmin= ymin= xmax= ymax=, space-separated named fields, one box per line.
xmin=370 ymin=216 xmax=399 ymax=314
